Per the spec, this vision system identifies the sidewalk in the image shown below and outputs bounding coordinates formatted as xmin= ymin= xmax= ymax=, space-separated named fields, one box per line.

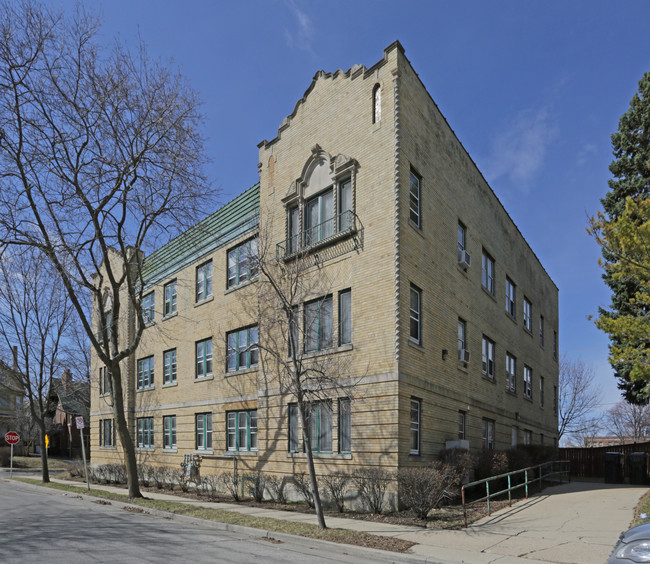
xmin=47 ymin=478 xmax=646 ymax=564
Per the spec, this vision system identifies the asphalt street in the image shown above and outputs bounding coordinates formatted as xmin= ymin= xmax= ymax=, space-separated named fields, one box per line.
xmin=0 ymin=476 xmax=421 ymax=564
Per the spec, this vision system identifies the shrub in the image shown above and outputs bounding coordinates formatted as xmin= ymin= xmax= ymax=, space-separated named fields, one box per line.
xmin=250 ymin=471 xmax=267 ymax=503
xmin=201 ymin=474 xmax=219 ymax=499
xmin=220 ymin=471 xmax=241 ymax=501
xmin=0 ymin=446 xmax=10 ymax=467
xmin=354 ymin=467 xmax=390 ymax=514
xmin=292 ymin=472 xmax=315 ymax=508
xmin=398 ymin=463 xmax=462 ymax=520
xmin=163 ymin=467 xmax=176 ymax=491
xmin=438 ymin=448 xmax=476 ymax=483
xmin=266 ymin=474 xmax=288 ymax=504
xmin=66 ymin=460 xmax=86 ymax=478
xmin=474 ymin=450 xmax=508 ymax=481
xmin=322 ymin=472 xmax=350 ymax=512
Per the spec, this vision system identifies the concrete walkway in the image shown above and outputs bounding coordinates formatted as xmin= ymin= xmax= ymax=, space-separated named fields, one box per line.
xmin=45 ymin=478 xmax=646 ymax=564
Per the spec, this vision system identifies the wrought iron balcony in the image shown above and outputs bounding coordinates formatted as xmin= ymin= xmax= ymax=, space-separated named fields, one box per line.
xmin=276 ymin=210 xmax=360 ymax=260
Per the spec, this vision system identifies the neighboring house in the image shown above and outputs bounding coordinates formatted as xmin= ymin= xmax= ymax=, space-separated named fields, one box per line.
xmin=584 ymin=436 xmax=649 ymax=448
xmin=46 ymin=369 xmax=90 ymax=459
xmin=90 ymin=42 xmax=559 ymax=500
xmin=0 ymin=356 xmax=23 ymax=443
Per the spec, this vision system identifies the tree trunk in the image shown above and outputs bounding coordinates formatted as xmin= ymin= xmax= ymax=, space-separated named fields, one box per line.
xmin=39 ymin=423 xmax=50 ymax=484
xmin=299 ymin=402 xmax=326 ymax=529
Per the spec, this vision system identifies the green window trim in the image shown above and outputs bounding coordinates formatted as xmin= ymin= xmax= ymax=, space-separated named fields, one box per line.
xmin=226 ymin=409 xmax=258 ymax=452
xmin=226 ymin=326 xmax=259 ymax=372
xmin=163 ymin=415 xmax=176 ymax=449
xmin=227 ymin=237 xmax=258 ymax=288
xmin=137 ymin=356 xmax=154 ymax=390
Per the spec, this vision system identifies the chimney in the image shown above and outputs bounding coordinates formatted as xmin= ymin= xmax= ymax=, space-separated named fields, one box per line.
xmin=12 ymin=346 xmax=18 ymax=371
xmin=62 ymin=369 xmax=72 ymax=390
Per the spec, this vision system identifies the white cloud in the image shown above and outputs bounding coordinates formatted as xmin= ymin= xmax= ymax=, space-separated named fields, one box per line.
xmin=283 ymin=1 xmax=314 ymax=54
xmin=484 ymin=108 xmax=558 ymax=191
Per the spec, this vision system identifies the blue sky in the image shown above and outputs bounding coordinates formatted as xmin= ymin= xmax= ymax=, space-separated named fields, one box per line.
xmin=58 ymin=0 xmax=650 ymax=415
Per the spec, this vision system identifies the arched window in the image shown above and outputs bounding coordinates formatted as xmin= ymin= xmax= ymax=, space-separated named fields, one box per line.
xmin=372 ymin=83 xmax=381 ymax=124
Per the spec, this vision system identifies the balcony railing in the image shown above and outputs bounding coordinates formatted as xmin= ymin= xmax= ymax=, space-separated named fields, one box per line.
xmin=276 ymin=210 xmax=360 ymax=260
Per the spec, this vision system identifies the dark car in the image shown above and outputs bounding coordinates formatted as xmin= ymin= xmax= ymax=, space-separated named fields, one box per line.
xmin=608 ymin=522 xmax=650 ymax=563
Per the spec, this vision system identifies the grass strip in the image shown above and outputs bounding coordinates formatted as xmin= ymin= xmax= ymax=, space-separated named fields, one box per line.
xmin=14 ymin=478 xmax=415 ymax=553
xmin=632 ymin=489 xmax=650 ymax=527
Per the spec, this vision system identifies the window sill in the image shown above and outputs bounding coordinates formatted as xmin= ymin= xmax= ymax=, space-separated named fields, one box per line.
xmin=408 ymin=339 xmax=424 ymax=351
xmin=136 ymin=387 xmax=155 ymax=393
xmin=482 ymin=374 xmax=496 ymax=384
xmin=99 ymin=446 xmax=117 ymax=450
xmin=409 ymin=452 xmax=422 ymax=458
xmin=482 ymin=286 xmax=497 ymax=302
xmin=456 ymin=362 xmax=469 ymax=373
xmin=301 ymin=344 xmax=353 ymax=360
xmin=523 ymin=327 xmax=533 ymax=337
xmin=408 ymin=219 xmax=425 ymax=237
xmin=226 ymin=450 xmax=258 ymax=456
xmin=162 ymin=448 xmax=178 ymax=453
xmin=162 ymin=312 xmax=178 ymax=321
xmin=506 ymin=312 xmax=517 ymax=324
xmin=225 ymin=366 xmax=258 ymax=377
xmin=506 ymin=389 xmax=517 ymax=397
xmin=162 ymin=381 xmax=178 ymax=388
xmin=136 ymin=447 xmax=155 ymax=452
xmin=194 ymin=375 xmax=214 ymax=382
xmin=194 ymin=295 xmax=214 ymax=308
xmin=456 ymin=263 xmax=470 ymax=278
xmin=524 ymin=396 xmax=533 ymax=403
xmin=287 ymin=452 xmax=352 ymax=460
xmin=224 ymin=277 xmax=258 ymax=296
xmin=195 ymin=449 xmax=214 ymax=455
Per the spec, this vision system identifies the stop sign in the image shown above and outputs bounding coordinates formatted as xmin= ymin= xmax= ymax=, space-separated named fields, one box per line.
xmin=4 ymin=431 xmax=20 ymax=445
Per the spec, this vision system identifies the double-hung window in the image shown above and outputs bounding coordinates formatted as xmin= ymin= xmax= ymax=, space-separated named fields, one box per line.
xmin=524 ymin=429 xmax=532 ymax=445
xmin=227 ymin=237 xmax=259 ymax=288
xmin=409 ymin=284 xmax=422 ymax=344
xmin=339 ymin=398 xmax=351 ymax=453
xmin=164 ymin=280 xmax=177 ymax=316
xmin=163 ymin=349 xmax=177 ymax=385
xmin=196 ymin=260 xmax=213 ymax=302
xmin=196 ymin=338 xmax=213 ymax=379
xmin=482 ymin=336 xmax=495 ymax=380
xmin=483 ymin=419 xmax=495 ymax=450
xmin=540 ymin=315 xmax=545 ymax=346
xmin=482 ymin=251 xmax=495 ymax=294
xmin=458 ymin=411 xmax=466 ymax=440
xmin=524 ymin=365 xmax=533 ymax=399
xmin=137 ymin=356 xmax=154 ymax=390
xmin=306 ymin=401 xmax=333 ymax=453
xmin=142 ymin=292 xmax=155 ymax=324
xmin=137 ymin=417 xmax=154 ymax=449
xmin=227 ymin=326 xmax=259 ymax=372
xmin=99 ymin=418 xmax=116 ymax=447
xmin=288 ymin=403 xmax=299 ymax=453
xmin=196 ymin=412 xmax=212 ymax=450
xmin=540 ymin=376 xmax=545 ymax=407
xmin=458 ymin=318 xmax=467 ymax=362
xmin=506 ymin=352 xmax=516 ymax=393
xmin=99 ymin=366 xmax=111 ymax=396
xmin=409 ymin=169 xmax=421 ymax=228
xmin=505 ymin=277 xmax=516 ymax=318
xmin=410 ymin=398 xmax=421 ymax=455
xmin=226 ymin=410 xmax=258 ymax=452
xmin=523 ymin=298 xmax=532 ymax=332
xmin=163 ymin=415 xmax=176 ymax=450
xmin=305 ymin=189 xmax=334 ymax=246
xmin=338 ymin=289 xmax=352 ymax=346
xmin=304 ymin=295 xmax=333 ymax=352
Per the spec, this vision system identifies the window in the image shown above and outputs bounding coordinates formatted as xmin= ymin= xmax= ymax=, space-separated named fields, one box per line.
xmin=227 ymin=237 xmax=258 ymax=288
xmin=227 ymin=410 xmax=258 ymax=452
xmin=338 ymin=289 xmax=352 ymax=346
xmin=409 ymin=284 xmax=422 ymax=344
xmin=482 ymin=336 xmax=495 ymax=380
xmin=524 ymin=365 xmax=533 ymax=399
xmin=196 ymin=338 xmax=213 ymax=379
xmin=410 ymin=398 xmax=421 ymax=455
xmin=196 ymin=260 xmax=213 ymax=302
xmin=539 ymin=315 xmax=545 ymax=346
xmin=163 ymin=415 xmax=176 ymax=450
xmin=306 ymin=401 xmax=332 ymax=453
xmin=288 ymin=305 xmax=299 ymax=357
xmin=304 ymin=295 xmax=333 ymax=352
xmin=372 ymin=83 xmax=381 ymax=124
xmin=523 ymin=298 xmax=532 ymax=332
xmin=540 ymin=376 xmax=545 ymax=407
xmin=339 ymin=398 xmax=351 ymax=453
xmin=305 ymin=189 xmax=334 ymax=246
xmin=458 ymin=318 xmax=467 ymax=362
xmin=409 ymin=169 xmax=421 ymax=227
xmin=137 ymin=417 xmax=154 ymax=449
xmin=506 ymin=353 xmax=516 ymax=393
xmin=505 ymin=278 xmax=516 ymax=318
xmin=164 ymin=280 xmax=177 ymax=317
xmin=553 ymin=385 xmax=558 ymax=414
xmin=458 ymin=222 xmax=466 ymax=254
xmin=540 ymin=433 xmax=544 ymax=445
xmin=0 ymin=394 xmax=8 ymax=409
xmin=524 ymin=429 xmax=533 ymax=445
xmin=99 ymin=418 xmax=116 ymax=447
xmin=288 ymin=206 xmax=300 ymax=254
xmin=136 ymin=356 xmax=154 ymax=390
xmin=163 ymin=349 xmax=177 ymax=385
xmin=99 ymin=366 xmax=111 ymax=396
xmin=458 ymin=411 xmax=466 ymax=440
xmin=227 ymin=326 xmax=259 ymax=372
xmin=142 ymin=292 xmax=155 ymax=324
xmin=288 ymin=403 xmax=299 ymax=453
xmin=483 ymin=419 xmax=495 ymax=449
xmin=338 ymin=179 xmax=352 ymax=231
xmin=553 ymin=330 xmax=558 ymax=360
xmin=195 ymin=412 xmax=212 ymax=450
xmin=482 ymin=251 xmax=495 ymax=295
xmin=511 ymin=427 xmax=518 ymax=446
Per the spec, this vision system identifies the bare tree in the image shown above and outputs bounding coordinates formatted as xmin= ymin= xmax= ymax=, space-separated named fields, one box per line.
xmin=248 ymin=225 xmax=358 ymax=529
xmin=558 ymin=358 xmax=603 ymax=444
xmin=0 ymin=2 xmax=210 ymax=497
xmin=605 ymin=400 xmax=650 ymax=443
xmin=0 ymin=246 xmax=78 ymax=482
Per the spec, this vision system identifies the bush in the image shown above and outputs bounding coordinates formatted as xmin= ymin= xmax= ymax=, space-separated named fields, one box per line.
xmin=0 ymin=446 xmax=10 ymax=467
xmin=354 ymin=467 xmax=390 ymax=514
xmin=322 ymin=472 xmax=350 ymax=512
xmin=292 ymin=472 xmax=315 ymax=508
xmin=438 ymin=448 xmax=476 ymax=483
xmin=66 ymin=460 xmax=86 ymax=478
xmin=474 ymin=450 xmax=508 ymax=481
xmin=250 ymin=471 xmax=267 ymax=503
xmin=398 ymin=463 xmax=462 ymax=520
xmin=201 ymin=474 xmax=219 ymax=499
xmin=220 ymin=471 xmax=241 ymax=501
xmin=266 ymin=474 xmax=288 ymax=504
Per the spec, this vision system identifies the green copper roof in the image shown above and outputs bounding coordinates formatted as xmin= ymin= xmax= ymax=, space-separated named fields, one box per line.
xmin=142 ymin=183 xmax=260 ymax=285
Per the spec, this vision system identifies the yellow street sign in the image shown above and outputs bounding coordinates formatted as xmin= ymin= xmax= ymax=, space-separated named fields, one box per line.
xmin=45 ymin=434 xmax=49 ymax=448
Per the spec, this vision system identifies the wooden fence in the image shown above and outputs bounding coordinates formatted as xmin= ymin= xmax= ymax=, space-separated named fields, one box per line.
xmin=561 ymin=441 xmax=650 ymax=479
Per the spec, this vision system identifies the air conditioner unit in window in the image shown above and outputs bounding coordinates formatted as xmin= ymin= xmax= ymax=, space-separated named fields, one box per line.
xmin=459 ymin=349 xmax=470 ymax=363
xmin=458 ymin=250 xmax=471 ymax=269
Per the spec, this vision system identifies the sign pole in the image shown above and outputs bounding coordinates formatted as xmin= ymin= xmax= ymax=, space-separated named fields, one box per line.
xmin=10 ymin=443 xmax=13 ymax=478
xmin=76 ymin=416 xmax=90 ymax=492
xmin=5 ymin=432 xmax=20 ymax=477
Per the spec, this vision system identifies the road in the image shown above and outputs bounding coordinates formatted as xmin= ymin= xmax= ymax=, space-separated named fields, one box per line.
xmin=0 ymin=476 xmax=421 ymax=564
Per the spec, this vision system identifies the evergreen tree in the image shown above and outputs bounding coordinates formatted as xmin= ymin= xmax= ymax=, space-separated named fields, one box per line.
xmin=597 ymin=71 xmax=650 ymax=402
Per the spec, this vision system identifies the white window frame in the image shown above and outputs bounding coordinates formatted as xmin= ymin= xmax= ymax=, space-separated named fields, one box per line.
xmin=164 ymin=280 xmax=177 ymax=317
xmin=523 ymin=298 xmax=532 ymax=332
xmin=227 ymin=326 xmax=259 ymax=372
xmin=483 ymin=418 xmax=495 ymax=450
xmin=163 ymin=349 xmax=177 ymax=385
xmin=506 ymin=277 xmax=516 ymax=318
xmin=524 ymin=365 xmax=533 ymax=400
xmin=196 ymin=260 xmax=213 ymax=302
xmin=482 ymin=336 xmax=495 ymax=380
xmin=506 ymin=352 xmax=516 ymax=393
xmin=409 ymin=284 xmax=422 ymax=345
xmin=409 ymin=169 xmax=421 ymax=228
xmin=458 ymin=318 xmax=467 ymax=362
xmin=304 ymin=295 xmax=333 ymax=353
xmin=142 ymin=291 xmax=155 ymax=324
xmin=339 ymin=398 xmax=351 ymax=454
xmin=195 ymin=338 xmax=213 ymax=379
xmin=458 ymin=411 xmax=466 ymax=440
xmin=482 ymin=251 xmax=495 ymax=295
xmin=410 ymin=398 xmax=421 ymax=455
xmin=163 ymin=415 xmax=176 ymax=450
xmin=227 ymin=237 xmax=259 ymax=288
xmin=136 ymin=356 xmax=154 ymax=390
xmin=136 ymin=417 xmax=154 ymax=449
xmin=227 ymin=410 xmax=258 ymax=452
xmin=195 ymin=412 xmax=212 ymax=451
xmin=338 ymin=289 xmax=352 ymax=346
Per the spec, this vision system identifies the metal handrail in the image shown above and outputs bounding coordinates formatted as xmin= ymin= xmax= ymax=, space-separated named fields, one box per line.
xmin=461 ymin=460 xmax=570 ymax=527
xmin=276 ymin=210 xmax=359 ymax=260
